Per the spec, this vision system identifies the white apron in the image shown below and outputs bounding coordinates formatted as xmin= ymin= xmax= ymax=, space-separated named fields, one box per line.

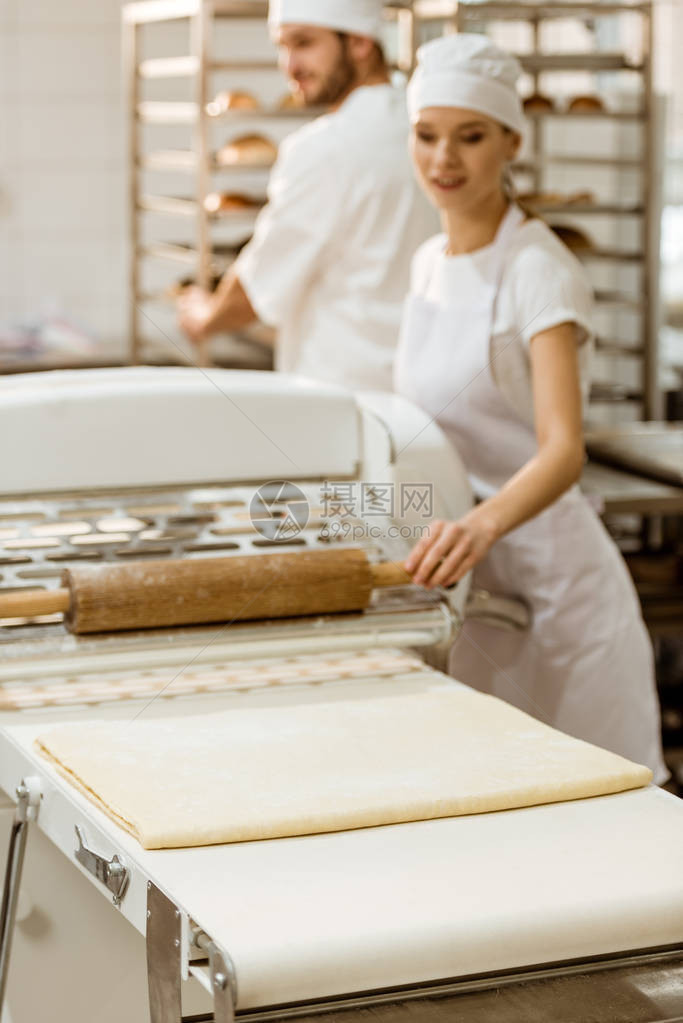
xmin=395 ymin=204 xmax=668 ymax=782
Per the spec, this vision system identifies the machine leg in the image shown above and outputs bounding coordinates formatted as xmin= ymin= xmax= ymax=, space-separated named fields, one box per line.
xmin=193 ymin=929 xmax=237 ymax=1023
xmin=0 ymin=779 xmax=41 ymax=1014
xmin=146 ymin=883 xmax=236 ymax=1023
xmin=147 ymin=882 xmax=183 ymax=1023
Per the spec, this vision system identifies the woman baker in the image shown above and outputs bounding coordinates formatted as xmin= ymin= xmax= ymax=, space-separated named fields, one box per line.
xmin=397 ymin=34 xmax=667 ymax=781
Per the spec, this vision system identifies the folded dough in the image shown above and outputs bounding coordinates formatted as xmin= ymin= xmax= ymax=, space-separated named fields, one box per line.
xmin=35 ymin=685 xmax=652 ymax=850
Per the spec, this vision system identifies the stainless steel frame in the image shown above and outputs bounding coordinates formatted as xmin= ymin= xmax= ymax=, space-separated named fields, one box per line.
xmin=0 ymin=777 xmax=41 ymax=1012
xmin=147 ymin=935 xmax=683 ymax=1022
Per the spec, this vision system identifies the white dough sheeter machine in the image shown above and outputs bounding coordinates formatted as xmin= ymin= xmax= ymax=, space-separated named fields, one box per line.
xmin=0 ymin=368 xmax=682 ymax=1023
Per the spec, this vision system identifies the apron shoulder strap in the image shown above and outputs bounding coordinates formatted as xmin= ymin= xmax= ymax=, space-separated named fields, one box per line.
xmin=413 ymin=235 xmax=446 ymax=296
xmin=489 ymin=203 xmax=526 ymax=289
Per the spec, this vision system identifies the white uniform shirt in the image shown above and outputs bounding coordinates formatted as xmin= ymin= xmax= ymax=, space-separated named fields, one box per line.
xmin=235 ymin=84 xmax=437 ymax=391
xmin=410 ymin=217 xmax=594 ymax=421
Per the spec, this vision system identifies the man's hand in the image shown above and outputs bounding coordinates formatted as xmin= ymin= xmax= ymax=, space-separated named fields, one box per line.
xmin=177 ymin=272 xmax=258 ymax=350
xmin=404 ymin=507 xmax=501 ymax=589
xmin=177 ymin=286 xmax=216 ymax=346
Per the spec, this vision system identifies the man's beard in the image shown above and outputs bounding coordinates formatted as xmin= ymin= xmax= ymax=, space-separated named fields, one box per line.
xmin=306 ymin=41 xmax=356 ymax=106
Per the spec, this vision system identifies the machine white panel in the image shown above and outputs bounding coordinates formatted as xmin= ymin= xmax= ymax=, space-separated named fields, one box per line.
xmin=0 ymin=368 xmax=361 ymax=494
xmin=357 ymin=391 xmax=474 ymax=525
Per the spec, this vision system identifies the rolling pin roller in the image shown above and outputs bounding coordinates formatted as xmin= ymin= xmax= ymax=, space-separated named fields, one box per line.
xmin=0 ymin=549 xmax=412 ymax=635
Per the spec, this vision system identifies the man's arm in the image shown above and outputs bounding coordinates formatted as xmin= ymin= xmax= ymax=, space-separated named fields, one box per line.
xmin=177 ymin=267 xmax=261 ymax=346
xmin=178 ymin=130 xmax=340 ymax=359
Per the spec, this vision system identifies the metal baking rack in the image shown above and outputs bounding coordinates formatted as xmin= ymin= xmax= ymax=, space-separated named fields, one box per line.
xmin=406 ymin=0 xmax=661 ymax=423
xmin=123 ymin=0 xmax=416 ymax=368
xmin=123 ymin=1 xmax=286 ymax=367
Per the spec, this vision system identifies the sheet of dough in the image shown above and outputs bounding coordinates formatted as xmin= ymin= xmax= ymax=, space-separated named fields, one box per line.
xmin=35 ymin=685 xmax=652 ymax=849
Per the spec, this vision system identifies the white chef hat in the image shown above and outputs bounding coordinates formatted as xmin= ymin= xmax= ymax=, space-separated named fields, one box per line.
xmin=407 ymin=34 xmax=525 ymax=135
xmin=268 ymin=0 xmax=384 ymax=43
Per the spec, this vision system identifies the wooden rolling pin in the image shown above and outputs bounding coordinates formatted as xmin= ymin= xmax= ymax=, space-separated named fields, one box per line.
xmin=0 ymin=549 xmax=411 ymax=635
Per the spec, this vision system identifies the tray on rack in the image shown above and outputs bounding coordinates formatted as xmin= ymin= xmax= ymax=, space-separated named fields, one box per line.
xmin=586 ymin=424 xmax=683 ymax=487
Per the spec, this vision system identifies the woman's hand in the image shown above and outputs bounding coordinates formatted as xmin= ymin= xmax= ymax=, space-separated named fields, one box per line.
xmin=404 ymin=506 xmax=501 ymax=589
xmin=404 ymin=323 xmax=586 ymax=591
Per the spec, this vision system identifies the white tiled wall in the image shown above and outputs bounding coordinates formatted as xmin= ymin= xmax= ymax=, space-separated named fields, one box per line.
xmin=0 ymin=0 xmax=290 ymax=364
xmin=0 ymin=0 xmax=128 ymax=358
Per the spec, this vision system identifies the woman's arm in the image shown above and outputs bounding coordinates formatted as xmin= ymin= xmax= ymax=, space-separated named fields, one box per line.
xmin=405 ymin=321 xmax=586 ymax=588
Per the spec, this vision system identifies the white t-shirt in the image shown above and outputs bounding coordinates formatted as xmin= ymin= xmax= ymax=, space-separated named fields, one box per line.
xmin=235 ymin=84 xmax=437 ymax=392
xmin=410 ymin=217 xmax=594 ymax=422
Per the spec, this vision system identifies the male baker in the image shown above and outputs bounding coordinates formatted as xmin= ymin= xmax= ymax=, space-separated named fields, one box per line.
xmin=178 ymin=0 xmax=436 ymax=390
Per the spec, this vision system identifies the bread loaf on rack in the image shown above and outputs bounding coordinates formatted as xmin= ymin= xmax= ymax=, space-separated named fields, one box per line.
xmin=203 ymin=191 xmax=262 ymax=214
xmin=206 ymin=89 xmax=261 ymax=116
xmin=568 ymin=94 xmax=605 ymax=112
xmin=216 ymin=134 xmax=278 ymax=167
xmin=279 ymin=91 xmax=305 ymax=110
xmin=523 ymin=92 xmax=555 ymax=112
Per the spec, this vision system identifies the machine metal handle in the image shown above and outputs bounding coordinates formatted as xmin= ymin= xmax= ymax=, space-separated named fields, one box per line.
xmin=74 ymin=826 xmax=129 ymax=905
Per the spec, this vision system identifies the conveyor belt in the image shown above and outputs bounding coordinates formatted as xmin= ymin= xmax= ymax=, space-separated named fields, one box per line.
xmin=1 ymin=677 xmax=682 ymax=1011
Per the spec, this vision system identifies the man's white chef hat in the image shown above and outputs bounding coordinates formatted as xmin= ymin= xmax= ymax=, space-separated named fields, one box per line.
xmin=268 ymin=0 xmax=385 ymax=43
xmin=407 ymin=34 xmax=525 ymax=135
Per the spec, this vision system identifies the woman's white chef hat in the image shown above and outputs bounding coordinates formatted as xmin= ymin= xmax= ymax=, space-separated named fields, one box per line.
xmin=268 ymin=0 xmax=384 ymax=43
xmin=407 ymin=34 xmax=525 ymax=135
